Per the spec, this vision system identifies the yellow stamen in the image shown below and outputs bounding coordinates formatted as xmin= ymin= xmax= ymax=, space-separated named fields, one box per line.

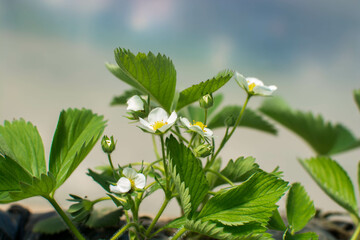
xmin=248 ymin=82 xmax=256 ymax=92
xmin=151 ymin=120 xmax=168 ymax=131
xmin=192 ymin=120 xmax=207 ymax=132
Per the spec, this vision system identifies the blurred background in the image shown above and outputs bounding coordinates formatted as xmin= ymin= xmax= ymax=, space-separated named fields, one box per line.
xmin=1 ymin=0 xmax=360 ymax=217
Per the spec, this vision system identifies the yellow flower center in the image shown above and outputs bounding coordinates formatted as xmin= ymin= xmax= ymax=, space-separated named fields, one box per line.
xmin=247 ymin=81 xmax=256 ymax=92
xmin=151 ymin=121 xmax=168 ymax=131
xmin=129 ymin=178 xmax=135 ymax=189
xmin=192 ymin=121 xmax=207 ymax=132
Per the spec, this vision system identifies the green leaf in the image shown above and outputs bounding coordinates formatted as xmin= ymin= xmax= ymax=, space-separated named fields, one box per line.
xmin=87 ymin=168 xmax=115 ymax=192
xmin=33 ymin=214 xmax=68 ymax=234
xmin=0 ymin=154 xmax=32 ymax=191
xmin=206 ymin=158 xmax=222 ymax=188
xmin=49 ymin=108 xmax=106 ymax=189
xmin=286 ymin=183 xmax=315 ymax=233
xmin=176 ymin=70 xmax=233 ymax=111
xmin=110 ymin=89 xmax=143 ymax=106
xmin=283 ymin=230 xmax=318 ymax=240
xmin=300 ymin=157 xmax=358 ymax=217
xmin=197 ymin=171 xmax=288 ymax=226
xmin=354 ymin=89 xmax=360 ymax=111
xmin=212 ymin=157 xmax=259 ymax=188
xmin=108 ymin=48 xmax=177 ymax=113
xmin=208 ymin=106 xmax=277 ymax=135
xmin=85 ymin=208 xmax=123 ymax=228
xmin=259 ymin=97 xmax=359 ymax=155
xmin=267 ymin=209 xmax=286 ymax=231
xmin=184 ymin=220 xmax=270 ymax=240
xmin=0 ymin=119 xmax=46 ymax=178
xmin=166 ymin=135 xmax=209 ymax=218
xmin=163 ymin=216 xmax=187 ymax=229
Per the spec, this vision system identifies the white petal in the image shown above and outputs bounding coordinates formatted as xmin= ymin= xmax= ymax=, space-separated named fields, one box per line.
xmin=204 ymin=128 xmax=213 ymax=137
xmin=246 ymin=77 xmax=264 ymax=87
xmin=148 ymin=108 xmax=168 ymax=124
xmin=158 ymin=121 xmax=175 ymax=133
xmin=167 ymin=111 xmax=177 ymax=124
xmin=110 ymin=184 xmax=122 ymax=194
xmin=253 ymin=85 xmax=277 ymax=96
xmin=180 ymin=117 xmax=191 ymax=128
xmin=139 ymin=117 xmax=155 ymax=132
xmin=134 ymin=173 xmax=146 ymax=189
xmin=116 ymin=177 xmax=132 ymax=193
xmin=123 ymin=168 xmax=137 ymax=179
xmin=234 ymin=72 xmax=248 ymax=90
xmin=127 ymin=95 xmax=144 ymax=111
xmin=189 ymin=125 xmax=205 ymax=136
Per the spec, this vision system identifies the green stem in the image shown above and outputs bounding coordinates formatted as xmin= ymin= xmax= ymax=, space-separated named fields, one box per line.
xmin=110 ymin=223 xmax=137 ymax=240
xmin=188 ymin=133 xmax=196 ymax=148
xmin=152 ymin=135 xmax=161 ymax=160
xmin=44 ymin=196 xmax=85 ymax=240
xmin=145 ymin=197 xmax=170 ymax=237
xmin=351 ymin=223 xmax=360 ymax=240
xmin=171 ymin=227 xmax=187 ymax=240
xmin=209 ymin=94 xmax=251 ymax=165
xmin=160 ymin=134 xmax=169 ymax=191
xmin=206 ymin=169 xmax=235 ymax=187
xmin=204 ymin=109 xmax=208 ymax=125
xmin=171 ymin=129 xmax=189 ymax=144
xmin=107 ymin=153 xmax=118 ymax=178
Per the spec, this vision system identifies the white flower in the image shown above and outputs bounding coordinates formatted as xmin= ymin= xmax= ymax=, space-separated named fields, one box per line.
xmin=139 ymin=107 xmax=177 ymax=134
xmin=234 ymin=72 xmax=277 ymax=96
xmin=127 ymin=95 xmax=144 ymax=111
xmin=110 ymin=168 xmax=146 ymax=194
xmin=180 ymin=117 xmax=213 ymax=140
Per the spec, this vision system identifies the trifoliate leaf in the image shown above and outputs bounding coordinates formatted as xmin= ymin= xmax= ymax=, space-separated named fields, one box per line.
xmin=176 ymin=70 xmax=233 ymax=111
xmin=354 ymin=89 xmax=360 ymax=112
xmin=197 ymin=171 xmax=288 ymax=226
xmin=110 ymin=89 xmax=143 ymax=106
xmin=0 ymin=119 xmax=46 ymax=178
xmin=167 ymin=135 xmax=209 ymax=218
xmin=212 ymin=157 xmax=259 ymax=188
xmin=259 ymin=97 xmax=359 ymax=155
xmin=208 ymin=105 xmax=277 ymax=135
xmin=49 ymin=108 xmax=106 ymax=189
xmin=107 ymin=48 xmax=176 ymax=113
xmin=286 ymin=183 xmax=315 ymax=233
xmin=300 ymin=157 xmax=358 ymax=218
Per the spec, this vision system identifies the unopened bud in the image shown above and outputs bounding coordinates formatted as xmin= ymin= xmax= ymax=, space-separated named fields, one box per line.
xmin=194 ymin=144 xmax=213 ymax=158
xmin=199 ymin=94 xmax=214 ymax=109
xmin=101 ymin=135 xmax=116 ymax=153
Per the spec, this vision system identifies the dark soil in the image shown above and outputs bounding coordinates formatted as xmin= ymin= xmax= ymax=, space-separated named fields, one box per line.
xmin=0 ymin=205 xmax=355 ymax=240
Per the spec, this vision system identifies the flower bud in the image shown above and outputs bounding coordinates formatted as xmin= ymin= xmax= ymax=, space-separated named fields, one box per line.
xmin=199 ymin=94 xmax=214 ymax=109
xmin=101 ymin=135 xmax=116 ymax=154
xmin=194 ymin=143 xmax=213 ymax=158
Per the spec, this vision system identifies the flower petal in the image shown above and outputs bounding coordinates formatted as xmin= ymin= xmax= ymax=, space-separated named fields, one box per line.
xmin=190 ymin=125 xmax=205 ymax=136
xmin=139 ymin=118 xmax=155 ymax=132
xmin=246 ymin=77 xmax=264 ymax=87
xmin=110 ymin=184 xmax=122 ymax=194
xmin=234 ymin=72 xmax=249 ymax=91
xmin=204 ymin=128 xmax=213 ymax=138
xmin=123 ymin=168 xmax=137 ymax=179
xmin=158 ymin=121 xmax=175 ymax=133
xmin=116 ymin=177 xmax=132 ymax=193
xmin=127 ymin=95 xmax=144 ymax=111
xmin=134 ymin=173 xmax=146 ymax=189
xmin=180 ymin=117 xmax=191 ymax=128
xmin=253 ymin=85 xmax=277 ymax=96
xmin=148 ymin=108 xmax=168 ymax=124
xmin=167 ymin=111 xmax=177 ymax=124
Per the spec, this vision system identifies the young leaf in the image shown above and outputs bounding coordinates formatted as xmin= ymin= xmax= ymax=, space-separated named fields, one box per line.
xmin=110 ymin=89 xmax=143 ymax=106
xmin=212 ymin=157 xmax=259 ymax=188
xmin=286 ymin=183 xmax=315 ymax=233
xmin=354 ymin=89 xmax=360 ymax=111
xmin=300 ymin=157 xmax=358 ymax=218
xmin=207 ymin=106 xmax=277 ymax=135
xmin=0 ymin=119 xmax=46 ymax=178
xmin=259 ymin=97 xmax=359 ymax=155
xmin=87 ymin=168 xmax=115 ymax=192
xmin=108 ymin=48 xmax=176 ymax=113
xmin=166 ymin=135 xmax=209 ymax=218
xmin=49 ymin=109 xmax=106 ymax=189
xmin=176 ymin=70 xmax=233 ymax=111
xmin=283 ymin=229 xmax=318 ymax=240
xmin=197 ymin=171 xmax=288 ymax=226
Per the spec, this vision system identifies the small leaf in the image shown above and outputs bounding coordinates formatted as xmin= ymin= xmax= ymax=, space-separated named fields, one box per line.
xmin=163 ymin=216 xmax=187 ymax=229
xmin=354 ymin=89 xmax=360 ymax=111
xmin=286 ymin=183 xmax=315 ymax=233
xmin=300 ymin=157 xmax=358 ymax=217
xmin=208 ymin=106 xmax=277 ymax=135
xmin=110 ymin=89 xmax=143 ymax=106
xmin=283 ymin=229 xmax=318 ymax=240
xmin=33 ymin=214 xmax=68 ymax=234
xmin=212 ymin=157 xmax=259 ymax=188
xmin=260 ymin=97 xmax=359 ymax=155
xmin=0 ymin=119 xmax=46 ymax=178
xmin=197 ymin=171 xmax=288 ymax=226
xmin=176 ymin=70 xmax=233 ymax=111
xmin=49 ymin=108 xmax=106 ymax=189
xmin=85 ymin=208 xmax=123 ymax=228
xmin=167 ymin=135 xmax=209 ymax=218
xmin=267 ymin=209 xmax=286 ymax=231
xmin=87 ymin=168 xmax=116 ymax=192
xmin=108 ymin=48 xmax=177 ymax=113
